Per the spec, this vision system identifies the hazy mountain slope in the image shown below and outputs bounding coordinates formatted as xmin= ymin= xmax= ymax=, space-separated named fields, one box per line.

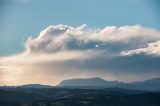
xmin=120 ymin=78 xmax=160 ymax=91
xmin=58 ymin=77 xmax=123 ymax=86
xmin=2 ymin=77 xmax=159 ymax=91
xmin=58 ymin=77 xmax=160 ymax=91
xmin=20 ymin=84 xmax=53 ymax=88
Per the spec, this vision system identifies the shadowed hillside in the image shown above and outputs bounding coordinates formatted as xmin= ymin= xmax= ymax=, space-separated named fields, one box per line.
xmin=0 ymin=87 xmax=160 ymax=106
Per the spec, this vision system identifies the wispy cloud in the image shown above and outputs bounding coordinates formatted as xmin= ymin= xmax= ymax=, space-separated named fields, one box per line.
xmin=121 ymin=40 xmax=160 ymax=56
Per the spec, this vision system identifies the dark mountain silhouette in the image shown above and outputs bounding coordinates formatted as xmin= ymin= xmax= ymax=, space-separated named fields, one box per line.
xmin=58 ymin=77 xmax=160 ymax=91
xmin=120 ymin=77 xmax=160 ymax=91
xmin=58 ymin=77 xmax=123 ymax=86
xmin=1 ymin=77 xmax=160 ymax=105
xmin=2 ymin=77 xmax=160 ymax=91
xmin=20 ymin=84 xmax=53 ymax=88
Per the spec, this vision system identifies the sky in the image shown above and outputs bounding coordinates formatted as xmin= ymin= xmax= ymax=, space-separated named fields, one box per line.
xmin=0 ymin=0 xmax=160 ymax=85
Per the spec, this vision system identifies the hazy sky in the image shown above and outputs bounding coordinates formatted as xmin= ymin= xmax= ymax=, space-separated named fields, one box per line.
xmin=0 ymin=0 xmax=160 ymax=85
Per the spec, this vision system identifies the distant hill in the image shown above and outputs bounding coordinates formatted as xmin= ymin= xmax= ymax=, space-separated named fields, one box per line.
xmin=58 ymin=77 xmax=123 ymax=86
xmin=20 ymin=84 xmax=53 ymax=88
xmin=58 ymin=77 xmax=160 ymax=91
xmin=120 ymin=78 xmax=160 ymax=91
xmin=1 ymin=77 xmax=160 ymax=91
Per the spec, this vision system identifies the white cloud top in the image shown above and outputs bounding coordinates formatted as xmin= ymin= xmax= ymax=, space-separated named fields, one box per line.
xmin=25 ymin=24 xmax=160 ymax=54
xmin=121 ymin=40 xmax=160 ymax=56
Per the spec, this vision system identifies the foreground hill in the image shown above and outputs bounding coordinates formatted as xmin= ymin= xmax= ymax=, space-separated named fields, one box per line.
xmin=0 ymin=87 xmax=160 ymax=106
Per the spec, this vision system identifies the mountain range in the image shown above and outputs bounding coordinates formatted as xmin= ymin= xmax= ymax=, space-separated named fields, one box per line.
xmin=1 ymin=77 xmax=160 ymax=91
xmin=58 ymin=77 xmax=160 ymax=91
xmin=58 ymin=77 xmax=123 ymax=86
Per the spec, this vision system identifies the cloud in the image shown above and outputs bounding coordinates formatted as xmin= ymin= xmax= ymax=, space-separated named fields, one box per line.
xmin=25 ymin=24 xmax=160 ymax=54
xmin=25 ymin=24 xmax=88 ymax=53
xmin=0 ymin=24 xmax=160 ymax=85
xmin=121 ymin=40 xmax=160 ymax=56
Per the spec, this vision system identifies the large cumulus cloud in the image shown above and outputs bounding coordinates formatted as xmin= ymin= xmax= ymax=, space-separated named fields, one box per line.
xmin=0 ymin=24 xmax=160 ymax=85
xmin=25 ymin=24 xmax=160 ymax=54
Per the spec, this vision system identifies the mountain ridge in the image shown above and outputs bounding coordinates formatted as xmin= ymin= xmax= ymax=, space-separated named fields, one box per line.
xmin=57 ymin=77 xmax=160 ymax=91
xmin=1 ymin=77 xmax=160 ymax=91
xmin=58 ymin=77 xmax=124 ymax=86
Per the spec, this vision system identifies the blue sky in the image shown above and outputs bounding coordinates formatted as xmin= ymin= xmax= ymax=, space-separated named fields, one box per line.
xmin=0 ymin=0 xmax=160 ymax=56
